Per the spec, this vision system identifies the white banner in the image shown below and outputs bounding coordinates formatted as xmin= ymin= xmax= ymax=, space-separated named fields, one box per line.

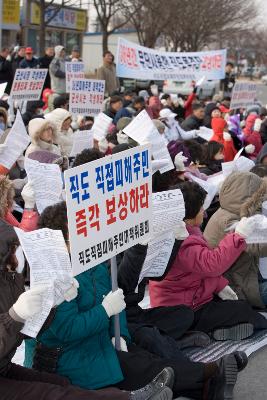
xmin=10 ymin=69 xmax=47 ymax=101
xmin=230 ymin=82 xmax=257 ymax=110
xmin=69 ymin=78 xmax=105 ymax=116
xmin=65 ymin=144 xmax=153 ymax=275
xmin=116 ymin=38 xmax=227 ymax=81
xmin=65 ymin=62 xmax=85 ymax=93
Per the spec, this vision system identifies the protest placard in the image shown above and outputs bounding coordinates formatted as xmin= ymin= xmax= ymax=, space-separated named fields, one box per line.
xmin=65 ymin=62 xmax=85 ymax=92
xmin=0 ymin=110 xmax=30 ymax=169
xmin=70 ymin=130 xmax=94 ymax=157
xmin=230 ymin=82 xmax=257 ymax=110
xmin=0 ymin=82 xmax=7 ymax=98
xmin=197 ymin=127 xmax=214 ymax=142
xmin=10 ymin=69 xmax=47 ymax=101
xmin=65 ymin=144 xmax=153 ymax=276
xmin=69 ymin=78 xmax=105 ymax=116
xmin=15 ymin=228 xmax=73 ymax=338
xmin=116 ymin=37 xmax=226 ymax=81
xmin=91 ymin=112 xmax=112 ymax=141
xmin=123 ymin=110 xmax=174 ymax=173
xmin=25 ymin=157 xmax=63 ymax=214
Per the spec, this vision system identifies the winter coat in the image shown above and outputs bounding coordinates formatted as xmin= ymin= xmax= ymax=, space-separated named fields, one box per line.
xmin=25 ymin=118 xmax=61 ymax=158
xmin=12 ymin=55 xmax=24 ymax=74
xmin=0 ymin=220 xmax=25 ymax=376
xmin=256 ymin=143 xmax=267 ymax=164
xmin=45 ymin=109 xmax=73 ymax=157
xmin=181 ymin=114 xmax=203 ymax=131
xmin=211 ymin=117 xmax=237 ymax=162
xmin=149 ymin=225 xmax=246 ymax=310
xmin=97 ymin=63 xmax=119 ymax=97
xmin=49 ymin=46 xmax=66 ymax=95
xmin=204 ymin=172 xmax=267 ymax=309
xmin=260 ymin=119 xmax=267 ymax=144
xmin=25 ymin=263 xmax=130 ymax=390
xmin=0 ymin=56 xmax=13 ymax=93
xmin=19 ymin=58 xmax=39 ymax=69
xmin=184 ymin=92 xmax=197 ymax=118
xmin=243 ymin=114 xmax=262 ymax=159
xmin=38 ymin=55 xmax=53 ymax=89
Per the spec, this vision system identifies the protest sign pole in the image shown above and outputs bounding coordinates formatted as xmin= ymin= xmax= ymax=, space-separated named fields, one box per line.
xmin=110 ymin=256 xmax=121 ymax=351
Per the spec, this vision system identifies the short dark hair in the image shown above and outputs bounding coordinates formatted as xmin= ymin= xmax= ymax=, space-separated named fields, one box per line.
xmin=192 ymin=103 xmax=204 ymax=112
xmin=251 ymin=165 xmax=267 ymax=178
xmin=205 ymin=141 xmax=224 ymax=162
xmin=184 ymin=140 xmax=205 ymax=164
xmin=38 ymin=201 xmax=68 ymax=241
xmin=73 ymin=148 xmax=104 ymax=168
xmin=226 ymin=62 xmax=234 ymax=68
xmin=53 ymin=94 xmax=68 ymax=108
xmin=103 ymin=50 xmax=113 ymax=57
xmin=133 ymin=96 xmax=145 ymax=106
xmin=110 ymin=95 xmax=123 ymax=105
xmin=161 ymin=94 xmax=171 ymax=101
xmin=178 ymin=181 xmax=207 ymax=219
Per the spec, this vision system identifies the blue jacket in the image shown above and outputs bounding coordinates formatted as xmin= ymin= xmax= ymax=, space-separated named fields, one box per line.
xmin=24 ymin=263 xmax=130 ymax=389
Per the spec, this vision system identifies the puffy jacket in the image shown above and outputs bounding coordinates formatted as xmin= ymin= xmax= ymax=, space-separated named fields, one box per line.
xmin=25 ymin=118 xmax=61 ymax=158
xmin=49 ymin=46 xmax=66 ymax=95
xmin=45 ymin=109 xmax=73 ymax=157
xmin=24 ymin=262 xmax=130 ymax=390
xmin=204 ymin=172 xmax=267 ymax=308
xmin=243 ymin=115 xmax=262 ymax=160
xmin=96 ymin=63 xmax=119 ymax=97
xmin=149 ymin=225 xmax=246 ymax=310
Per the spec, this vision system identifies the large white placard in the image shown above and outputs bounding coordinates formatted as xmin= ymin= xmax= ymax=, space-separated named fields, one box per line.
xmin=69 ymin=78 xmax=105 ymax=116
xmin=65 ymin=62 xmax=85 ymax=93
xmin=230 ymin=82 xmax=257 ymax=110
xmin=10 ymin=69 xmax=47 ymax=101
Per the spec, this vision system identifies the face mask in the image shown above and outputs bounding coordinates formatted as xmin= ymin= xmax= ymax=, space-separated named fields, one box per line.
xmin=15 ymin=246 xmax=25 ymax=273
xmin=0 ymin=122 xmax=5 ymax=132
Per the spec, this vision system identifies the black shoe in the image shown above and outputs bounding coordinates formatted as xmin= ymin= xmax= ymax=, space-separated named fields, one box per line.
xmin=233 ymin=351 xmax=248 ymax=372
xmin=212 ymin=323 xmax=254 ymax=341
xmin=207 ymin=353 xmax=238 ymax=400
xmin=176 ymin=331 xmax=211 ymax=349
xmin=130 ymin=385 xmax=173 ymax=400
xmin=152 ymin=367 xmax=174 ymax=390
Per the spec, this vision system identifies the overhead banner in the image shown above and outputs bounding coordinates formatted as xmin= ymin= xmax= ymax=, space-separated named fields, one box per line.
xmin=230 ymin=82 xmax=257 ymax=110
xmin=65 ymin=62 xmax=85 ymax=93
xmin=10 ymin=69 xmax=47 ymax=101
xmin=69 ymin=78 xmax=105 ymax=116
xmin=116 ymin=38 xmax=226 ymax=81
xmin=65 ymin=144 xmax=153 ymax=275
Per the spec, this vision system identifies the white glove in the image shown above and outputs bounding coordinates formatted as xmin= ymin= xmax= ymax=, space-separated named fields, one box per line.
xmin=173 ymin=221 xmax=189 ymax=240
xmin=21 ymin=182 xmax=35 ymax=209
xmin=235 ymin=217 xmax=255 ymax=239
xmin=223 ymin=132 xmax=232 ymax=141
xmin=117 ymin=131 xmax=129 ymax=145
xmin=12 ymin=286 xmax=47 ymax=321
xmin=102 ymin=288 xmax=126 ymax=317
xmin=217 ymin=285 xmax=238 ymax=300
xmin=54 ymin=278 xmax=79 ymax=306
xmin=245 ymin=144 xmax=255 ymax=154
xmin=254 ymin=118 xmax=262 ymax=132
xmin=98 ymin=137 xmax=109 ymax=153
xmin=0 ymin=144 xmax=7 ymax=154
xmin=12 ymin=177 xmax=27 ymax=190
xmin=174 ymin=151 xmax=188 ymax=172
xmin=112 ymin=337 xmax=128 ymax=352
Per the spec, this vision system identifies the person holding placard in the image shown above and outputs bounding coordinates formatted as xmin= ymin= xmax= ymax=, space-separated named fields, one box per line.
xmin=49 ymin=46 xmax=66 ymax=96
xmin=25 ymin=118 xmax=61 ymax=158
xmin=45 ymin=108 xmax=74 ymax=157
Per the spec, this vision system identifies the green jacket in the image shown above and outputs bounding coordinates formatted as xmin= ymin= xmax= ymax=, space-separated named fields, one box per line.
xmin=25 ymin=263 xmax=130 ymax=389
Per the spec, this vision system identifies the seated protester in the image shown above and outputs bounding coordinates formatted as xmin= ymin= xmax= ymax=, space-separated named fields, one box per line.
xmin=181 ymin=103 xmax=204 ymax=131
xmin=211 ymin=115 xmax=238 ymax=162
xmin=104 ymin=95 xmax=123 ymax=121
xmin=132 ymin=96 xmax=154 ymax=119
xmin=148 ymin=95 xmax=161 ymax=119
xmin=149 ymin=181 xmax=267 ymax=339
xmin=160 ymin=93 xmax=185 ymax=121
xmin=0 ymin=175 xmax=38 ymax=231
xmin=25 ymin=118 xmax=60 ymax=158
xmin=22 ymin=100 xmax=45 ymax=126
xmin=45 ymin=108 xmax=73 ymax=157
xmin=203 ymin=104 xmax=221 ymax=128
xmin=24 ymin=201 xmax=176 ymax=399
xmin=53 ymin=94 xmax=69 ymax=110
xmin=0 ymin=220 xmax=133 ymax=400
xmin=204 ymin=172 xmax=267 ymax=309
xmin=227 ymin=114 xmax=244 ymax=151
xmin=243 ymin=114 xmax=262 ymax=160
xmin=122 ymin=90 xmax=135 ymax=108
xmin=159 ymin=108 xmax=197 ymax=142
xmin=116 ymin=118 xmax=138 ymax=148
xmin=256 ymin=143 xmax=267 ymax=165
xmin=199 ymin=141 xmax=224 ymax=176
xmin=30 ymin=201 xmax=247 ymax=400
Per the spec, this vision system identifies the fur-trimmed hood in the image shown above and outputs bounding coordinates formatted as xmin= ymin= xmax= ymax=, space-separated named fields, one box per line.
xmin=28 ymin=118 xmax=58 ymax=145
xmin=45 ymin=108 xmax=72 ymax=134
xmin=219 ymin=171 xmax=267 ymax=217
xmin=0 ymin=176 xmax=14 ymax=218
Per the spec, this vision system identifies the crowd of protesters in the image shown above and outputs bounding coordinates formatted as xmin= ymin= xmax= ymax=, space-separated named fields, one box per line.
xmin=0 ymin=44 xmax=267 ymax=400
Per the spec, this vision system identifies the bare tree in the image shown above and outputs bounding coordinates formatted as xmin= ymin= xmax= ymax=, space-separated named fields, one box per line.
xmin=164 ymin=0 xmax=258 ymax=51
xmin=93 ymin=0 xmax=134 ymax=53
xmin=39 ymin=0 xmax=80 ymax=52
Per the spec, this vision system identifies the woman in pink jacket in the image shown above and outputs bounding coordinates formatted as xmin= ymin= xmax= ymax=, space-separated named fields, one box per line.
xmin=149 ymin=181 xmax=267 ymax=341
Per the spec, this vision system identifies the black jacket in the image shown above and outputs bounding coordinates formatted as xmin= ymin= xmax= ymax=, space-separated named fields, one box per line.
xmin=0 ymin=56 xmax=13 ymax=93
xmin=12 ymin=56 xmax=24 ymax=74
xmin=39 ymin=55 xmax=53 ymax=89
xmin=181 ymin=115 xmax=203 ymax=131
